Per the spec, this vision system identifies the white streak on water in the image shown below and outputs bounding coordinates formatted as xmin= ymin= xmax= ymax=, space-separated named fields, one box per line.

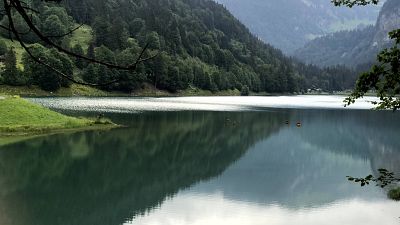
xmin=29 ymin=95 xmax=380 ymax=113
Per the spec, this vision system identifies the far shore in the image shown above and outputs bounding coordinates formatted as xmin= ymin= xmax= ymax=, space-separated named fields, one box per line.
xmin=1 ymin=84 xmax=374 ymax=98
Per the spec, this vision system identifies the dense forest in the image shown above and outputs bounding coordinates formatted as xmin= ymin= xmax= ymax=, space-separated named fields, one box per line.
xmin=293 ymin=26 xmax=378 ymax=67
xmin=0 ymin=0 xmax=359 ymax=94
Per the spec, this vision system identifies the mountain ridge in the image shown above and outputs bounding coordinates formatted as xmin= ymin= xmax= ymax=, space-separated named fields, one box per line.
xmin=294 ymin=0 xmax=400 ymax=67
xmin=214 ymin=0 xmax=381 ymax=54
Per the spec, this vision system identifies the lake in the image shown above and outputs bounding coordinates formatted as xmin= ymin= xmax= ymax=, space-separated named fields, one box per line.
xmin=0 ymin=96 xmax=399 ymax=225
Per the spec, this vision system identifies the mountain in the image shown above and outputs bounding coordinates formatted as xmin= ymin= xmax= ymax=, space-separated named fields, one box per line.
xmin=0 ymin=0 xmax=307 ymax=93
xmin=294 ymin=0 xmax=400 ymax=67
xmin=214 ymin=0 xmax=382 ymax=54
xmin=0 ymin=0 xmax=359 ymax=93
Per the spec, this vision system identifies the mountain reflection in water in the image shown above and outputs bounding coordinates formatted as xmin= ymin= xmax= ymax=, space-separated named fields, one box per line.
xmin=0 ymin=104 xmax=399 ymax=225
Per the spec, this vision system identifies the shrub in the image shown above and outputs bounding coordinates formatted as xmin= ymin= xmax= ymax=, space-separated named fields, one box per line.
xmin=388 ymin=187 xmax=400 ymax=201
xmin=241 ymin=85 xmax=250 ymax=96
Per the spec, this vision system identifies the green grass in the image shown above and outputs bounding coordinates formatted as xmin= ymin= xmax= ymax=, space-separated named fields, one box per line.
xmin=177 ymin=86 xmax=241 ymax=96
xmin=69 ymin=24 xmax=93 ymax=52
xmin=0 ymin=84 xmax=243 ymax=97
xmin=0 ymin=96 xmax=114 ymax=135
xmin=0 ymin=84 xmax=123 ymax=97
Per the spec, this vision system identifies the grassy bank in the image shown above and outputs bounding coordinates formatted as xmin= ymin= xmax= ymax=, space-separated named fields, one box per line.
xmin=0 ymin=84 xmax=242 ymax=97
xmin=0 ymin=84 xmax=125 ymax=97
xmin=0 ymin=96 xmax=116 ymax=136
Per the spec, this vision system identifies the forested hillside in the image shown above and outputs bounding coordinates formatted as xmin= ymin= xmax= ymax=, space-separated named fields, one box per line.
xmin=214 ymin=0 xmax=381 ymax=54
xmin=293 ymin=26 xmax=377 ymax=67
xmin=0 ymin=0 xmax=359 ymax=94
xmin=294 ymin=0 xmax=400 ymax=67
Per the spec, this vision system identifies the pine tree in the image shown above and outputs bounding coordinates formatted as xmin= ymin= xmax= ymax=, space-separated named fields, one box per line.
xmin=2 ymin=47 xmax=22 ymax=86
xmin=72 ymin=44 xmax=86 ymax=69
xmin=0 ymin=40 xmax=7 ymax=56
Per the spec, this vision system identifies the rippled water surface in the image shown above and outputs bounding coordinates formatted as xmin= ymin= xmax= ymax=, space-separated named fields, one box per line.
xmin=0 ymin=96 xmax=399 ymax=225
xmin=29 ymin=95 xmax=379 ymax=113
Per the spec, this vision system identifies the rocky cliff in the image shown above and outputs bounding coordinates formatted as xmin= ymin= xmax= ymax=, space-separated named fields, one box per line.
xmin=294 ymin=0 xmax=400 ymax=67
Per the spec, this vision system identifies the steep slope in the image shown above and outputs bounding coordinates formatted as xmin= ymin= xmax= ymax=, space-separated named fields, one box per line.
xmin=214 ymin=0 xmax=381 ymax=54
xmin=294 ymin=0 xmax=400 ymax=67
xmin=58 ymin=0 xmax=300 ymax=93
xmin=0 ymin=0 xmax=360 ymax=93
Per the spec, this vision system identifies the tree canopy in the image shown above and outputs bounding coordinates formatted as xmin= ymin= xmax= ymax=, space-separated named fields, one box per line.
xmin=0 ymin=0 xmax=363 ymax=94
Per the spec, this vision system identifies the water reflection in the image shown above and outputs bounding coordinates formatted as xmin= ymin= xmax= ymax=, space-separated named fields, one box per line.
xmin=0 ymin=108 xmax=399 ymax=225
xmin=126 ymin=194 xmax=399 ymax=225
xmin=0 ymin=111 xmax=285 ymax=225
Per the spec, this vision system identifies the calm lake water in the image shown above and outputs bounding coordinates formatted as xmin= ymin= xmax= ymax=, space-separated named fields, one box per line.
xmin=0 ymin=96 xmax=399 ymax=225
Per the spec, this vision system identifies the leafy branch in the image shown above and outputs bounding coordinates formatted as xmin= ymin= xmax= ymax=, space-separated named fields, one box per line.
xmin=344 ymin=29 xmax=400 ymax=110
xmin=347 ymin=168 xmax=400 ymax=188
xmin=1 ymin=0 xmax=156 ymax=87
xmin=330 ymin=0 xmax=400 ymax=110
xmin=331 ymin=0 xmax=379 ymax=7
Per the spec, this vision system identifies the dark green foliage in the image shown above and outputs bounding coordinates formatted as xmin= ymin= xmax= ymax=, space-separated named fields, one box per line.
xmin=0 ymin=6 xmax=72 ymax=44
xmin=332 ymin=0 xmax=379 ymax=7
xmin=345 ymin=29 xmax=400 ymax=110
xmin=72 ymin=44 xmax=86 ymax=69
xmin=240 ymin=85 xmax=250 ymax=96
xmin=61 ymin=0 xmax=315 ymax=93
xmin=146 ymin=32 xmax=161 ymax=50
xmin=0 ymin=13 xmax=41 ymax=43
xmin=42 ymin=15 xmax=68 ymax=44
xmin=1 ymin=48 xmax=24 ymax=86
xmin=294 ymin=26 xmax=377 ymax=67
xmin=129 ymin=18 xmax=145 ymax=36
xmin=22 ymin=44 xmax=73 ymax=91
xmin=347 ymin=168 xmax=400 ymax=188
xmin=50 ymin=48 xmax=74 ymax=88
xmin=388 ymin=187 xmax=400 ymax=201
xmin=108 ymin=17 xmax=129 ymax=50
xmin=295 ymin=63 xmax=359 ymax=92
xmin=82 ymin=64 xmax=98 ymax=84
xmin=87 ymin=42 xmax=95 ymax=59
xmin=0 ymin=40 xmax=7 ymax=55
xmin=93 ymin=16 xmax=111 ymax=47
xmin=347 ymin=168 xmax=400 ymax=200
xmin=2 ymin=0 xmax=358 ymax=93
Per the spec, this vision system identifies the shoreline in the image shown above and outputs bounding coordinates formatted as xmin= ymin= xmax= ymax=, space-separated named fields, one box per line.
xmin=0 ymin=96 xmax=120 ymax=143
xmin=0 ymin=124 xmax=120 ymax=147
xmin=1 ymin=84 xmax=363 ymax=98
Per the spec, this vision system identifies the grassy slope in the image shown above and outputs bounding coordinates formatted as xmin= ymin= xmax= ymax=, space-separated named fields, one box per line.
xmin=69 ymin=25 xmax=93 ymax=52
xmin=0 ymin=84 xmax=123 ymax=97
xmin=0 ymin=83 xmax=242 ymax=97
xmin=0 ymin=96 xmax=113 ymax=135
